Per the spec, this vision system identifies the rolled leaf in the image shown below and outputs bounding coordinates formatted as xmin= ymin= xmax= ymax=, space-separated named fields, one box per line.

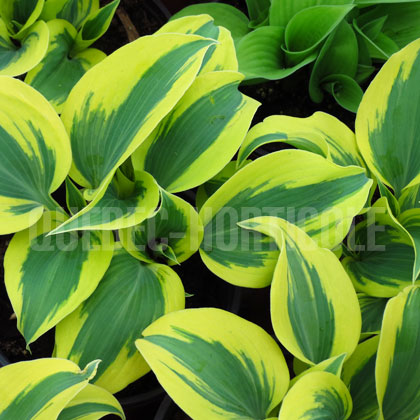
xmin=376 ymin=286 xmax=420 ymax=420
xmin=399 ymin=208 xmax=420 ymax=282
xmin=61 ymin=33 xmax=215 ymax=191
xmin=200 ymin=150 xmax=372 ymax=287
xmin=65 ymin=177 xmax=86 ymax=216
xmin=398 ymin=184 xmax=420 ymax=213
xmin=136 ymin=308 xmax=289 ymax=420
xmin=246 ymin=0 xmax=270 ymax=28
xmin=358 ymin=294 xmax=387 ymax=334
xmin=278 ymin=371 xmax=352 ymax=420
xmin=342 ymin=336 xmax=380 ymax=420
xmin=0 ymin=76 xmax=71 ymax=235
xmin=55 ymin=245 xmax=185 ymax=393
xmin=4 ymin=211 xmax=114 ymax=344
xmin=57 ymin=384 xmax=125 ymax=420
xmin=25 ymin=19 xmax=106 ymax=113
xmin=240 ymin=216 xmax=361 ymax=364
xmin=356 ymin=38 xmax=420 ymax=196
xmin=132 ymin=71 xmax=259 ymax=193
xmin=120 ymin=189 xmax=203 ymax=266
xmin=0 ymin=358 xmax=99 ymax=420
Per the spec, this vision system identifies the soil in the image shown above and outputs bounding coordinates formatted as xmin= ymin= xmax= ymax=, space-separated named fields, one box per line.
xmin=0 ymin=1 xmax=365 ymax=419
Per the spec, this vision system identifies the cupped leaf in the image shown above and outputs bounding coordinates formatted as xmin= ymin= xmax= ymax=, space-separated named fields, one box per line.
xmin=62 ymin=33 xmax=215 ymax=191
xmin=25 ymin=19 xmax=106 ymax=113
xmin=0 ymin=20 xmax=49 ymax=76
xmin=376 ymin=286 xmax=420 ymax=420
xmin=55 ymin=245 xmax=184 ymax=394
xmin=283 ymin=5 xmax=355 ymax=64
xmin=236 ymin=26 xmax=317 ymax=81
xmin=343 ymin=198 xmax=417 ymax=297
xmin=358 ymin=294 xmax=387 ymax=335
xmin=240 ymin=217 xmax=361 ymax=364
xmin=157 ymin=14 xmax=238 ymax=74
xmin=356 ymin=38 xmax=420 ymax=196
xmin=323 ymin=74 xmax=364 ymax=113
xmin=342 ymin=336 xmax=380 ymax=420
xmin=200 ymin=150 xmax=372 ymax=288
xmin=0 ymin=76 xmax=71 ymax=235
xmin=120 ymin=189 xmax=203 ymax=266
xmin=132 ymin=71 xmax=259 ymax=193
xmin=72 ymin=0 xmax=119 ymax=54
xmin=0 ymin=358 xmax=99 ymax=420
xmin=4 ymin=211 xmax=114 ymax=345
xmin=40 ymin=0 xmax=99 ymax=29
xmin=171 ymin=3 xmax=250 ymax=43
xmin=0 ymin=0 xmax=44 ymax=37
xmin=65 ymin=177 xmax=86 ymax=216
xmin=49 ymin=170 xmax=160 ymax=234
xmin=136 ymin=308 xmax=289 ymax=420
xmin=57 ymin=384 xmax=125 ymax=420
xmin=278 ymin=371 xmax=352 ymax=420
xmin=237 ymin=111 xmax=364 ymax=168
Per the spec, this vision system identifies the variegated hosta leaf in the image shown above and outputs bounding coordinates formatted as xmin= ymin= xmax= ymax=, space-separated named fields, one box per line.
xmin=25 ymin=19 xmax=106 ymax=113
xmin=40 ymin=0 xmax=99 ymax=30
xmin=240 ymin=217 xmax=361 ymax=364
xmin=120 ymin=189 xmax=203 ymax=266
xmin=61 ymin=33 xmax=215 ymax=193
xmin=358 ymin=294 xmax=387 ymax=335
xmin=55 ymin=246 xmax=185 ymax=394
xmin=376 ymin=286 xmax=420 ymax=420
xmin=0 ymin=0 xmax=44 ymax=38
xmin=49 ymin=170 xmax=160 ymax=234
xmin=341 ymin=336 xmax=380 ymax=420
xmin=157 ymin=14 xmax=238 ymax=74
xmin=343 ymin=198 xmax=417 ymax=297
xmin=0 ymin=358 xmax=99 ymax=420
xmin=278 ymin=371 xmax=353 ymax=420
xmin=356 ymin=38 xmax=420 ymax=197
xmin=399 ymin=208 xmax=420 ymax=282
xmin=72 ymin=0 xmax=119 ymax=54
xmin=57 ymin=384 xmax=125 ymax=420
xmin=0 ymin=77 xmax=71 ymax=235
xmin=136 ymin=308 xmax=289 ymax=420
xmin=289 ymin=354 xmax=346 ymax=389
xmin=200 ymin=150 xmax=372 ymax=288
xmin=4 ymin=211 xmax=114 ymax=345
xmin=399 ymin=184 xmax=420 ymax=213
xmin=0 ymin=20 xmax=49 ymax=76
xmin=65 ymin=177 xmax=86 ymax=216
xmin=237 ymin=111 xmax=364 ymax=169
xmin=132 ymin=70 xmax=259 ymax=193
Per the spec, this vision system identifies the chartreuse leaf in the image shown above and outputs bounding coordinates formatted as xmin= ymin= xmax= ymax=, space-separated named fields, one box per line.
xmin=55 ymin=245 xmax=184 ymax=394
xmin=200 ymin=150 xmax=372 ymax=288
xmin=72 ymin=0 xmax=119 ymax=54
xmin=236 ymin=26 xmax=317 ymax=81
xmin=358 ymin=294 xmax=387 ymax=334
xmin=356 ymin=38 xmax=420 ymax=197
xmin=343 ymin=198 xmax=418 ymax=297
xmin=342 ymin=336 xmax=380 ymax=420
xmin=132 ymin=71 xmax=259 ymax=193
xmin=0 ymin=358 xmax=99 ymax=420
xmin=65 ymin=177 xmax=86 ymax=216
xmin=49 ymin=170 xmax=160 ymax=234
xmin=0 ymin=77 xmax=71 ymax=235
xmin=283 ymin=5 xmax=355 ymax=65
xmin=136 ymin=308 xmax=289 ymax=420
xmin=40 ymin=0 xmax=99 ymax=29
xmin=120 ymin=189 xmax=203 ymax=266
xmin=157 ymin=15 xmax=238 ymax=74
xmin=237 ymin=111 xmax=364 ymax=168
xmin=4 ymin=211 xmax=114 ymax=345
xmin=278 ymin=371 xmax=352 ymax=420
xmin=0 ymin=0 xmax=44 ymax=38
xmin=171 ymin=3 xmax=250 ymax=43
xmin=240 ymin=217 xmax=361 ymax=364
xmin=62 ymin=33 xmax=214 ymax=192
xmin=25 ymin=19 xmax=106 ymax=113
xmin=57 ymin=384 xmax=125 ymax=420
xmin=376 ymin=286 xmax=420 ymax=420
xmin=0 ymin=20 xmax=49 ymax=76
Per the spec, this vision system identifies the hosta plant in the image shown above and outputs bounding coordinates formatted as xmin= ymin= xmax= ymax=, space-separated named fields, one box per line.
xmin=174 ymin=0 xmax=420 ymax=112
